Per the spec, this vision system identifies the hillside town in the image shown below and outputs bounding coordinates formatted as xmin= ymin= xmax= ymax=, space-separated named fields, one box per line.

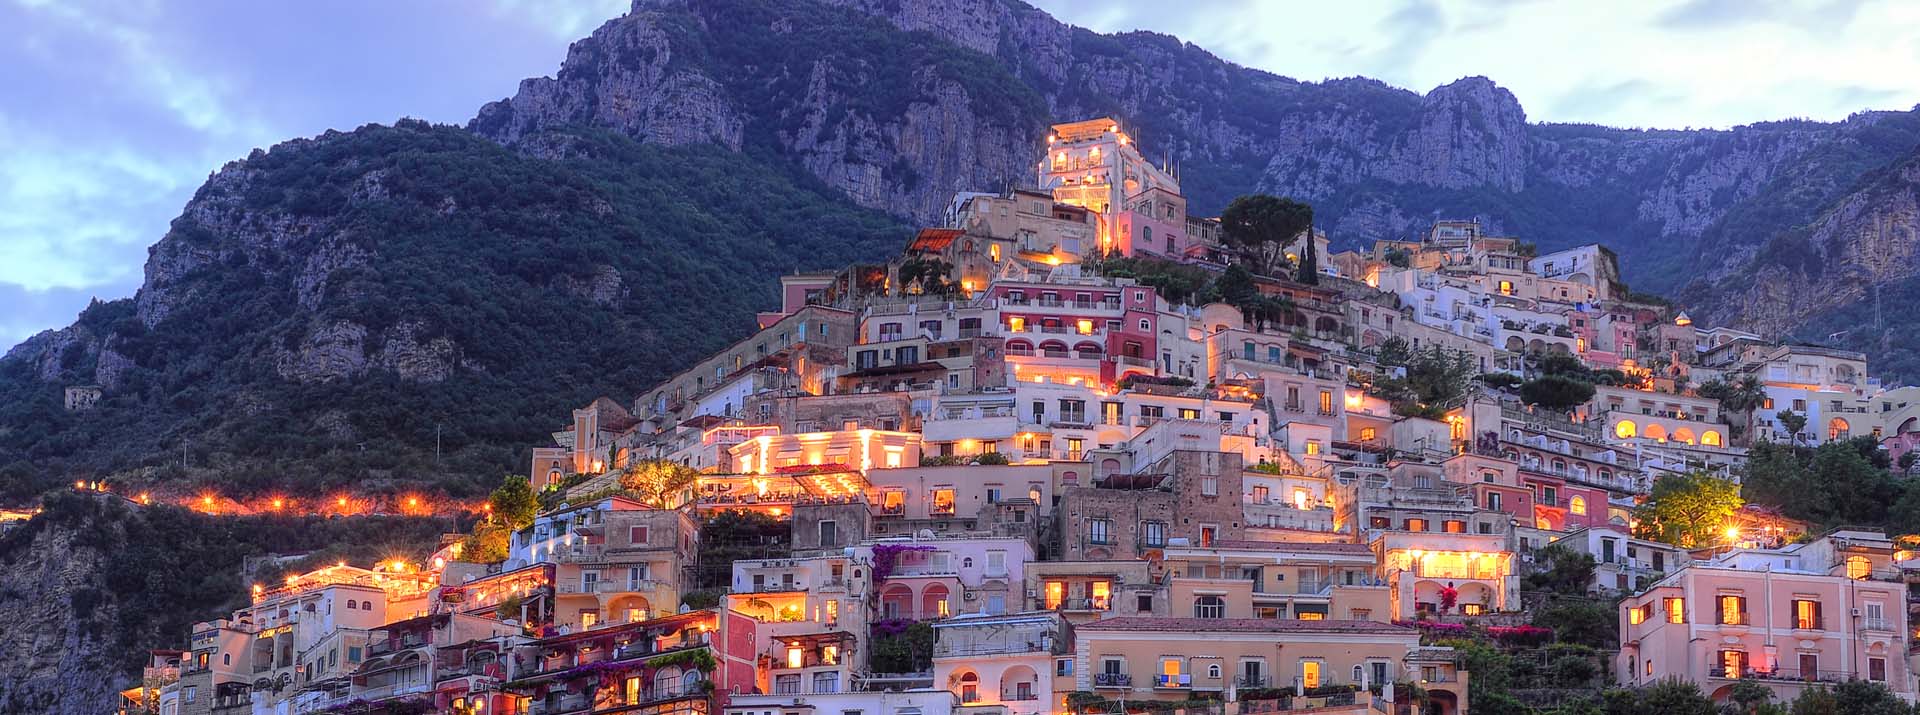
xmin=123 ymin=118 xmax=1920 ymax=715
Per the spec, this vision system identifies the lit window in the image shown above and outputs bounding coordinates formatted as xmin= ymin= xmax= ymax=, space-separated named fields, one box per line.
xmin=1360 ymin=427 xmax=1376 ymax=441
xmin=1665 ymin=598 xmax=1685 ymax=624
xmin=1628 ymin=606 xmax=1647 ymax=625
xmin=1304 ymin=441 xmax=1321 ymax=456
xmin=1846 ymin=556 xmax=1872 ymax=580
xmin=787 ymin=646 xmax=804 ymax=669
xmin=1569 ymin=496 xmax=1587 ymax=516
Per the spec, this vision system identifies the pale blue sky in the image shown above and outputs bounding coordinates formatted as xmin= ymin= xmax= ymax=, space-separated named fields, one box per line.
xmin=5 ymin=0 xmax=1918 ymax=349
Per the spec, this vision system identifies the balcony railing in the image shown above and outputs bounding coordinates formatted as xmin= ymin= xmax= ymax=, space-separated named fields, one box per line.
xmin=1155 ymin=674 xmax=1193 ymax=689
xmin=1093 ymin=673 xmax=1131 ymax=688
xmin=1707 ymin=662 xmax=1853 ymax=683
xmin=1862 ymin=617 xmax=1896 ymax=632
xmin=1235 ymin=675 xmax=1270 ymax=688
xmin=1003 ymin=692 xmax=1040 ymax=701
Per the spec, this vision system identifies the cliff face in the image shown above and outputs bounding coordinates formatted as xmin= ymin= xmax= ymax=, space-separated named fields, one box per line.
xmin=0 ymin=506 xmax=125 ymax=715
xmin=472 ymin=0 xmax=1920 ymax=296
xmin=0 ymin=122 xmax=903 ymax=499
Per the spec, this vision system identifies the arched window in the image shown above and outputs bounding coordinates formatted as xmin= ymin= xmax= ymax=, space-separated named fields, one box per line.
xmin=1615 ymin=420 xmax=1637 ymax=439
xmin=1208 ymin=664 xmax=1222 ymax=679
xmin=1829 ymin=418 xmax=1851 ymax=441
xmin=1701 ymin=430 xmax=1723 ymax=447
xmin=1644 ymin=424 xmax=1668 ymax=442
xmin=1194 ymin=596 xmax=1225 ymax=619
xmin=958 ymin=672 xmax=980 ymax=703
xmin=1142 ymin=225 xmax=1153 ymax=246
xmin=1846 ymin=555 xmax=1872 ymax=580
xmin=1569 ymin=496 xmax=1587 ymax=516
xmin=1673 ymin=427 xmax=1695 ymax=445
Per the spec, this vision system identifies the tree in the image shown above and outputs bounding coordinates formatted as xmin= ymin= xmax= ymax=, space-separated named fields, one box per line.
xmin=1214 ymin=263 xmax=1258 ymax=305
xmin=1775 ymin=410 xmax=1808 ymax=443
xmin=1520 ymin=375 xmax=1598 ymax=411
xmin=459 ymin=523 xmax=510 ymax=564
xmin=1618 ymin=679 xmax=1716 ymax=715
xmin=1726 ymin=679 xmax=1777 ymax=715
xmin=896 ymin=256 xmax=958 ymax=297
xmin=870 ymin=621 xmax=936 ymax=673
xmin=1534 ymin=602 xmax=1617 ymax=649
xmin=1829 ymin=680 xmax=1911 ymax=715
xmin=1698 ymin=375 xmax=1767 ymax=443
xmin=1901 ymin=451 xmax=1918 ymax=474
xmin=1220 ymin=195 xmax=1312 ymax=278
xmin=1524 ymin=544 xmax=1597 ymax=596
xmin=1297 ymin=228 xmax=1320 ymax=285
xmin=489 ymin=474 xmax=539 ymax=530
xmin=619 ymin=460 xmax=700 ymax=509
xmin=1635 ymin=471 xmax=1743 ymax=547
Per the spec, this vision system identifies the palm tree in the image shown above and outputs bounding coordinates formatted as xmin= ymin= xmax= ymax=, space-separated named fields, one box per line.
xmin=1699 ymin=375 xmax=1768 ymax=445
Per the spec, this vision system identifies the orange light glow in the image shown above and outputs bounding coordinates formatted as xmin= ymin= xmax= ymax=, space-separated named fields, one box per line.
xmin=271 ymin=498 xmax=284 ymax=510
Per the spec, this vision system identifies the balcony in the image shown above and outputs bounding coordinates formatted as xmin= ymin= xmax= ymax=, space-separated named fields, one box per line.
xmin=1155 ymin=674 xmax=1193 ymax=689
xmin=1003 ymin=692 xmax=1041 ymax=701
xmin=557 ymin=579 xmax=667 ymax=595
xmin=1093 ymin=673 xmax=1132 ymax=688
xmin=1053 ymin=597 xmax=1112 ymax=612
xmin=1862 ymin=617 xmax=1897 ymax=632
xmin=1235 ymin=675 xmax=1270 ymax=688
xmin=1707 ymin=662 xmax=1852 ymax=684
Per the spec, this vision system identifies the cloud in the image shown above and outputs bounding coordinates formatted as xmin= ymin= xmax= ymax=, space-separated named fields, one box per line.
xmin=0 ymin=0 xmax=624 ymax=351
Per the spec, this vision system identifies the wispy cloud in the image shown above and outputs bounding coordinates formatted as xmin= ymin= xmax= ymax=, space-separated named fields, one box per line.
xmin=0 ymin=0 xmax=618 ymax=348
xmin=1028 ymin=0 xmax=1920 ymax=130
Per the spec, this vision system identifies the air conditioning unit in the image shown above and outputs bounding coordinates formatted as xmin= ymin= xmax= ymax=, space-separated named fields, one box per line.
xmin=964 ymin=591 xmax=978 ymax=601
xmin=1852 ymin=608 xmax=1863 ymax=617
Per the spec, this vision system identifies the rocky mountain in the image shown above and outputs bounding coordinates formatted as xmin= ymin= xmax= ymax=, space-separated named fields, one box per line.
xmin=1700 ymin=146 xmax=1920 ymax=378
xmin=0 ymin=122 xmax=902 ymax=500
xmin=473 ymin=0 xmax=1920 ymax=297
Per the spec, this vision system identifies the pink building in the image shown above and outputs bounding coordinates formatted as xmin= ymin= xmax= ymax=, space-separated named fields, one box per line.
xmin=860 ymin=537 xmax=1035 ymax=621
xmin=1617 ymin=529 xmax=1912 ymax=703
xmin=985 ymin=281 xmax=1161 ymax=386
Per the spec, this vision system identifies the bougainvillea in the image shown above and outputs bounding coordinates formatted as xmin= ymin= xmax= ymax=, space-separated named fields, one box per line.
xmin=1437 ymin=584 xmax=1459 ymax=613
xmin=870 ymin=544 xmax=936 ymax=583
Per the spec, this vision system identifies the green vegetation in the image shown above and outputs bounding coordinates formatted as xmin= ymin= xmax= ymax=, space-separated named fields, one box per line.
xmin=0 ymin=492 xmax=452 ymax=711
xmin=1520 ymin=375 xmax=1598 ymax=411
xmin=0 ymin=122 xmax=904 ymax=501
xmin=618 ymin=460 xmax=701 ymax=509
xmin=693 ymin=510 xmax=789 ymax=589
xmin=1358 ymin=337 xmax=1476 ymax=419
xmin=1219 ymin=194 xmax=1312 ymax=279
xmin=1634 ymin=471 xmax=1743 ymax=548
xmin=1743 ymin=438 xmax=1914 ymax=532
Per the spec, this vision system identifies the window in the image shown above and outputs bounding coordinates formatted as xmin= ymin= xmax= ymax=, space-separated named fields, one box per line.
xmin=1207 ymin=664 xmax=1222 ymax=679
xmin=1301 ymin=661 xmax=1321 ymax=689
xmin=986 ymin=551 xmax=1006 ymax=576
xmin=1443 ymin=520 xmax=1466 ymax=533
xmin=1138 ymin=318 xmax=1151 ymax=332
xmin=1195 ymin=596 xmax=1225 ymax=619
xmin=1717 ymin=595 xmax=1747 ymax=625
xmin=1199 ymin=525 xmax=1217 ymax=547
xmin=1665 ymin=597 xmax=1685 ymax=624
xmin=1089 ymin=518 xmax=1112 ymax=544
xmin=1318 ymin=390 xmax=1333 ymax=414
xmin=985 ymin=594 xmax=1005 ymax=614
xmin=1200 ymin=475 xmax=1218 ymax=496
xmin=1717 ymin=650 xmax=1748 ymax=679
xmin=184 ymin=687 xmax=196 ymax=703
xmin=1846 ymin=555 xmax=1872 ymax=579
xmin=819 ymin=520 xmax=838 ymax=546
xmin=629 ymin=526 xmax=649 ymax=545
xmin=1360 ymin=427 xmax=1376 ymax=441
xmin=1142 ymin=521 xmax=1166 ymax=547
xmin=1178 ymin=408 xmax=1199 ymax=420
xmin=1057 ymin=659 xmax=1074 ymax=676
xmin=1628 ymin=605 xmax=1648 ymax=625
xmin=1870 ymin=657 xmax=1887 ymax=682
xmin=1293 ymin=488 xmax=1311 ymax=510
xmin=1137 ymin=594 xmax=1153 ymax=612
xmin=1793 ymin=599 xmax=1822 ymax=630
xmin=1486 ymin=492 xmax=1502 ymax=510
xmin=1304 ymin=440 xmax=1321 ymax=456
xmin=1251 ymin=485 xmax=1270 ymax=504
xmin=1405 ymin=518 xmax=1428 ymax=532
xmin=931 ymin=489 xmax=956 ymax=516
xmin=1569 ymin=496 xmax=1587 ymax=515
xmin=1066 ymin=438 xmax=1084 ymax=460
